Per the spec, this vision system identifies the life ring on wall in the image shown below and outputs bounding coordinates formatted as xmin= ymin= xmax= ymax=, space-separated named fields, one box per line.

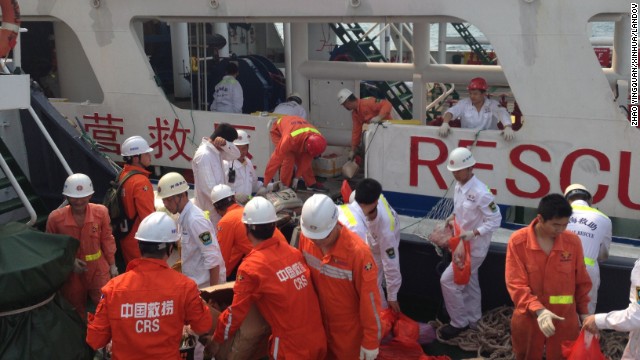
xmin=0 ymin=0 xmax=21 ymax=58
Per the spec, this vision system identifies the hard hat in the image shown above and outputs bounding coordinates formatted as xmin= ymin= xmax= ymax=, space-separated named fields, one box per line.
xmin=337 ymin=88 xmax=353 ymax=105
xmin=564 ymin=184 xmax=591 ymax=199
xmin=121 ymin=136 xmax=154 ymax=157
xmin=447 ymin=147 xmax=476 ymax=171
xmin=242 ymin=196 xmax=278 ymax=225
xmin=349 ymin=190 xmax=356 ymax=204
xmin=467 ymin=77 xmax=488 ymax=91
xmin=157 ymin=172 xmax=189 ymax=199
xmin=300 ymin=194 xmax=339 ymax=239
xmin=233 ymin=130 xmax=251 ymax=146
xmin=211 ymin=184 xmax=235 ymax=204
xmin=62 ymin=173 xmax=95 ymax=198
xmin=306 ymin=134 xmax=327 ymax=157
xmin=287 ymin=92 xmax=302 ymax=104
xmin=135 ymin=212 xmax=180 ymax=243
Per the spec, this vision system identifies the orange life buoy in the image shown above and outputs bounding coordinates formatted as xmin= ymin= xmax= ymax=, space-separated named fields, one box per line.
xmin=0 ymin=0 xmax=21 ymax=58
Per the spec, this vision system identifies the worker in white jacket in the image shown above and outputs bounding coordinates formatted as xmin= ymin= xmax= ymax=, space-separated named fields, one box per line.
xmin=583 ymin=259 xmax=640 ymax=360
xmin=223 ymin=130 xmax=265 ymax=203
xmin=337 ymin=178 xmax=402 ymax=313
xmin=273 ymin=93 xmax=308 ymax=119
xmin=192 ymin=123 xmax=240 ymax=226
xmin=210 ymin=62 xmax=243 ymax=113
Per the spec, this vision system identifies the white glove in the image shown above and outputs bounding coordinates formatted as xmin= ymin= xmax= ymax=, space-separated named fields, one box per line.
xmin=291 ymin=178 xmax=299 ymax=190
xmin=460 ymin=230 xmax=476 ymax=240
xmin=255 ymin=187 xmax=268 ymax=196
xmin=371 ymin=115 xmax=384 ymax=124
xmin=502 ymin=126 xmax=515 ymax=141
xmin=266 ymin=181 xmax=282 ymax=192
xmin=359 ymin=346 xmax=379 ymax=360
xmin=73 ymin=259 xmax=87 ymax=274
xmin=235 ymin=193 xmax=251 ymax=204
xmin=537 ymin=309 xmax=565 ymax=337
xmin=438 ymin=122 xmax=450 ymax=137
xmin=109 ymin=264 xmax=119 ymax=278
xmin=348 ymin=150 xmax=356 ymax=161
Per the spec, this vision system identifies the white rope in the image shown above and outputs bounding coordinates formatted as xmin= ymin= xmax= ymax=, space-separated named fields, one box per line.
xmin=0 ymin=294 xmax=55 ymax=317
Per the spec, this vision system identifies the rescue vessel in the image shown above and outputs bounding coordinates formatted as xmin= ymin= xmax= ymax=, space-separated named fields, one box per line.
xmin=0 ymin=0 xmax=638 ymax=358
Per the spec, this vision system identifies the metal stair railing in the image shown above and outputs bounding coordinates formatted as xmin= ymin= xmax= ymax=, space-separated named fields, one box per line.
xmin=450 ymin=23 xmax=496 ymax=65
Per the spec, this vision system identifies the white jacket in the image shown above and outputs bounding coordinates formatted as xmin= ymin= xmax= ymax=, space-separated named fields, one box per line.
xmin=445 ymin=97 xmax=511 ymax=130
xmin=178 ymin=201 xmax=226 ymax=288
xmin=273 ymin=101 xmax=308 ymax=119
xmin=223 ymin=158 xmax=263 ymax=196
xmin=210 ymin=75 xmax=243 ymax=113
xmin=595 ymin=259 xmax=640 ymax=359
xmin=452 ymin=175 xmax=502 ymax=257
xmin=192 ymin=137 xmax=240 ymax=225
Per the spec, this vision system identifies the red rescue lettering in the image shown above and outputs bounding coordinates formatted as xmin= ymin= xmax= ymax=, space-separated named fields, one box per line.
xmin=135 ymin=319 xmax=160 ymax=333
xmin=409 ymin=137 xmax=448 ymax=189
xmin=505 ymin=145 xmax=551 ymax=198
xmin=619 ymin=151 xmax=640 ymax=210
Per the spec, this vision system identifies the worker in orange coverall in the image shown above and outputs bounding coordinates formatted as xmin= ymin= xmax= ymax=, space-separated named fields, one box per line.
xmin=46 ymin=173 xmax=117 ymax=318
xmin=263 ymin=115 xmax=327 ymax=190
xmin=118 ymin=135 xmax=156 ymax=265
xmin=506 ymin=194 xmax=592 ymax=360
xmin=298 ymin=194 xmax=382 ymax=360
xmin=337 ymin=88 xmax=392 ymax=160
xmin=87 ymin=212 xmax=213 ymax=360
xmin=212 ymin=197 xmax=327 ymax=359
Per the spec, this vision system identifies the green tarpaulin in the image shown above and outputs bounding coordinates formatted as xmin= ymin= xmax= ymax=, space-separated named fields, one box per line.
xmin=0 ymin=222 xmax=94 ymax=359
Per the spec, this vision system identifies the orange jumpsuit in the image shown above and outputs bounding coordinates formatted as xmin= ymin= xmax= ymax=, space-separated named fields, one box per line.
xmin=86 ymin=258 xmax=213 ymax=360
xmin=506 ymin=218 xmax=591 ymax=360
xmin=299 ymin=225 xmax=382 ymax=359
xmin=119 ymin=164 xmax=155 ymax=264
xmin=46 ymin=203 xmax=116 ymax=318
xmin=264 ymin=116 xmax=321 ymax=187
xmin=350 ymin=97 xmax=392 ymax=149
xmin=214 ymin=236 xmax=327 ymax=359
xmin=217 ymin=203 xmax=286 ymax=275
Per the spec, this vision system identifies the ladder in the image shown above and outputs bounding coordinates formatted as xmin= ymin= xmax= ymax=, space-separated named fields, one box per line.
xmin=0 ymin=137 xmax=48 ymax=228
xmin=450 ymin=23 xmax=496 ymax=65
xmin=329 ymin=23 xmax=414 ymax=119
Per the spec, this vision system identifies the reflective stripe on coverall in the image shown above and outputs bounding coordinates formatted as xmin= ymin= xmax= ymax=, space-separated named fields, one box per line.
xmin=299 ymin=225 xmax=381 ymax=359
xmin=264 ymin=116 xmax=321 ymax=187
xmin=567 ymin=200 xmax=612 ymax=314
xmin=595 ymin=258 xmax=640 ymax=359
xmin=214 ymin=237 xmax=327 ymax=359
xmin=119 ymin=164 xmax=155 ymax=264
xmin=46 ymin=203 xmax=116 ymax=317
xmin=350 ymin=97 xmax=392 ymax=149
xmin=86 ymin=258 xmax=213 ymax=360
xmin=506 ymin=218 xmax=591 ymax=360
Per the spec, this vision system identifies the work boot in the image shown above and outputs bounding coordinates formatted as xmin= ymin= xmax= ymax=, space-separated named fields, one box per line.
xmin=438 ymin=324 xmax=469 ymax=340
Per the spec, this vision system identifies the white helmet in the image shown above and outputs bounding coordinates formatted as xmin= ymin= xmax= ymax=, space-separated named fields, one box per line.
xmin=157 ymin=172 xmax=189 ymax=199
xmin=233 ymin=130 xmax=251 ymax=146
xmin=135 ymin=212 xmax=179 ymax=243
xmin=447 ymin=147 xmax=476 ymax=171
xmin=349 ymin=190 xmax=356 ymax=204
xmin=337 ymin=88 xmax=353 ymax=105
xmin=564 ymin=184 xmax=591 ymax=199
xmin=300 ymin=194 xmax=338 ymax=239
xmin=242 ymin=197 xmax=278 ymax=225
xmin=62 ymin=173 xmax=95 ymax=198
xmin=211 ymin=184 xmax=235 ymax=204
xmin=121 ymin=136 xmax=154 ymax=157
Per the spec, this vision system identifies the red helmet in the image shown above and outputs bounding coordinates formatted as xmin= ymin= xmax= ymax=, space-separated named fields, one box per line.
xmin=467 ymin=77 xmax=488 ymax=91
xmin=306 ymin=134 xmax=327 ymax=157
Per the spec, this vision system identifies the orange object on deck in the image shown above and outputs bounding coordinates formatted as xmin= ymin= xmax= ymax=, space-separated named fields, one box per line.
xmin=0 ymin=0 xmax=20 ymax=58
xmin=447 ymin=219 xmax=470 ymax=285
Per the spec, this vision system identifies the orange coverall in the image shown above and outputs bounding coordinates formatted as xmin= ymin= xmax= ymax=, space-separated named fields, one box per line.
xmin=46 ymin=203 xmax=116 ymax=318
xmin=119 ymin=164 xmax=155 ymax=264
xmin=216 ymin=203 xmax=286 ymax=275
xmin=299 ymin=225 xmax=382 ymax=359
xmin=505 ymin=218 xmax=591 ymax=360
xmin=214 ymin=236 xmax=327 ymax=359
xmin=86 ymin=258 xmax=213 ymax=360
xmin=264 ymin=116 xmax=321 ymax=187
xmin=350 ymin=97 xmax=392 ymax=149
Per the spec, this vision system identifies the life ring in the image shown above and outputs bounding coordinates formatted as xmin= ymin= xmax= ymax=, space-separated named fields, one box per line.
xmin=0 ymin=0 xmax=21 ymax=58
